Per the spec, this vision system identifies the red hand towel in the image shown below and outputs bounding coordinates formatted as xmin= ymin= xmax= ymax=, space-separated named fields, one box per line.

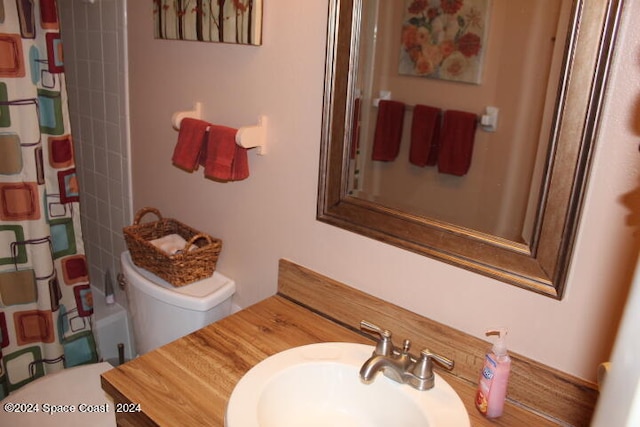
xmin=371 ymin=100 xmax=406 ymax=161
xmin=204 ymin=125 xmax=249 ymax=181
xmin=172 ymin=118 xmax=210 ymax=172
xmin=409 ymin=104 xmax=441 ymax=166
xmin=438 ymin=110 xmax=478 ymax=176
xmin=350 ymin=98 xmax=361 ymax=159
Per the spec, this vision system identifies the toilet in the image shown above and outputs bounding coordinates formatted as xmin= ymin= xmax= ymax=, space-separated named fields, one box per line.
xmin=0 ymin=251 xmax=236 ymax=426
xmin=0 ymin=362 xmax=115 ymax=426
xmin=121 ymin=250 xmax=236 ymax=355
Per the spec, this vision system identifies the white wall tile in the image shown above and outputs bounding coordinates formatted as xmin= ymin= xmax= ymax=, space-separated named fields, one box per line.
xmin=75 ymin=60 xmax=91 ymax=89
xmin=73 ymin=4 xmax=88 ymax=32
xmin=74 ymin=31 xmax=90 ymax=61
xmin=107 ymin=152 xmax=123 ymax=183
xmin=91 ymin=119 xmax=107 ymax=150
xmin=105 ymin=122 xmax=121 ymax=153
xmin=59 ymin=0 xmax=131 ymax=305
xmin=87 ymin=32 xmax=103 ymax=62
xmin=104 ymin=92 xmax=120 ymax=123
xmin=94 ymin=146 xmax=109 ymax=177
xmin=86 ymin=3 xmax=102 ymax=32
xmin=101 ymin=32 xmax=118 ymax=64
xmin=101 ymin=1 xmax=118 ymax=32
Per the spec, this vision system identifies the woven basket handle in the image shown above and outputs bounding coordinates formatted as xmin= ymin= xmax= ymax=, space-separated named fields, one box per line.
xmin=184 ymin=233 xmax=213 ymax=251
xmin=133 ymin=207 xmax=162 ymax=225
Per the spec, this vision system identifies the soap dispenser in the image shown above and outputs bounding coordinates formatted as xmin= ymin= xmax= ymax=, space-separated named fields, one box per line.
xmin=475 ymin=329 xmax=511 ymax=418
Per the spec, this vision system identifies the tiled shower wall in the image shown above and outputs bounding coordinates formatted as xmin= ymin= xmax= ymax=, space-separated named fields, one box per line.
xmin=58 ymin=0 xmax=131 ymax=305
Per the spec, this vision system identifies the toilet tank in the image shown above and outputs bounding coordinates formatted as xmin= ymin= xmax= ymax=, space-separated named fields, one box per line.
xmin=121 ymin=251 xmax=236 ymax=355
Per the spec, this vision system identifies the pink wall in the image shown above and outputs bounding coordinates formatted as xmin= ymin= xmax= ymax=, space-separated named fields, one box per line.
xmin=127 ymin=1 xmax=640 ymax=382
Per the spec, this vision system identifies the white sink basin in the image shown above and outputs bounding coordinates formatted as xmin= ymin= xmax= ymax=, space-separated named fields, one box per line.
xmin=225 ymin=342 xmax=470 ymax=427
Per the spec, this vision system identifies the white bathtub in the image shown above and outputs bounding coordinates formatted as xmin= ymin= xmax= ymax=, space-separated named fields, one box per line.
xmin=92 ymin=285 xmax=134 ymax=364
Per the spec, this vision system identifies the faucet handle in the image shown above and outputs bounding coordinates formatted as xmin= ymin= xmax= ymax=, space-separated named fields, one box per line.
xmin=360 ymin=320 xmax=391 ymax=337
xmin=410 ymin=349 xmax=455 ymax=391
xmin=360 ymin=320 xmax=394 ymax=356
xmin=418 ymin=349 xmax=455 ymax=372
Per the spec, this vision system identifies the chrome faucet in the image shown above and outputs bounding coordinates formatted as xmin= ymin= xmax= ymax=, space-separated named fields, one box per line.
xmin=359 ymin=320 xmax=454 ymax=391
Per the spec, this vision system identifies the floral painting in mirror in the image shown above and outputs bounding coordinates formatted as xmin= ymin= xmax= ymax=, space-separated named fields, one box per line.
xmin=153 ymin=0 xmax=263 ymax=46
xmin=399 ymin=0 xmax=490 ymax=84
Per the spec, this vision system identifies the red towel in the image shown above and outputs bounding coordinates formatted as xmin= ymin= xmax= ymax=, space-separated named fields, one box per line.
xmin=203 ymin=125 xmax=249 ymax=181
xmin=409 ymin=104 xmax=441 ymax=166
xmin=350 ymin=98 xmax=361 ymax=159
xmin=172 ymin=118 xmax=210 ymax=172
xmin=371 ymin=100 xmax=405 ymax=161
xmin=438 ymin=110 xmax=477 ymax=176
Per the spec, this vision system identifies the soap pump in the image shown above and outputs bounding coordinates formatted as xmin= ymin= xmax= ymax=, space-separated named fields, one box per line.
xmin=475 ymin=329 xmax=511 ymax=418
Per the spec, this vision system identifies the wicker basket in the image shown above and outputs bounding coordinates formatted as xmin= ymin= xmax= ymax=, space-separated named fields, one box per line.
xmin=123 ymin=207 xmax=222 ymax=287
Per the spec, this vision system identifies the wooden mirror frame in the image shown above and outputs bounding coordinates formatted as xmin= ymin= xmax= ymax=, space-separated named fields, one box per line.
xmin=317 ymin=0 xmax=624 ymax=298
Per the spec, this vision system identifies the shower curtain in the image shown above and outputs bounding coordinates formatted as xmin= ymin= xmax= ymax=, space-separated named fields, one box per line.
xmin=0 ymin=1 xmax=97 ymax=398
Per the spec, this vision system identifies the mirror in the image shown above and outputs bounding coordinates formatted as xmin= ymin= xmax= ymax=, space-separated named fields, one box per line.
xmin=318 ymin=0 xmax=623 ymax=298
xmin=350 ymin=0 xmax=571 ymax=244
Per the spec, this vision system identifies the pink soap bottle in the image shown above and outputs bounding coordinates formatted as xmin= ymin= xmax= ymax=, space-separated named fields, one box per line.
xmin=475 ymin=329 xmax=511 ymax=418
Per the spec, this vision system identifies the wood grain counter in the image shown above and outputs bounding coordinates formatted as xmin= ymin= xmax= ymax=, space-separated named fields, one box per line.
xmin=102 ymin=296 xmax=371 ymax=426
xmin=102 ymin=296 xmax=556 ymax=426
xmin=102 ymin=260 xmax=596 ymax=426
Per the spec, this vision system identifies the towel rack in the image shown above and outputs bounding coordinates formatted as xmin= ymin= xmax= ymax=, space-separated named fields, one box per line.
xmin=172 ymin=102 xmax=268 ymax=155
xmin=371 ymin=91 xmax=499 ymax=132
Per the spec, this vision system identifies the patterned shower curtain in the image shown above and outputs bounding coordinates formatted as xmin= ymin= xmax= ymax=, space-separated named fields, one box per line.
xmin=0 ymin=1 xmax=97 ymax=398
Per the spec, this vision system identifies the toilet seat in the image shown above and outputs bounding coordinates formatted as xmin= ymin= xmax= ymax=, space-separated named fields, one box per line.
xmin=0 ymin=362 xmax=115 ymax=426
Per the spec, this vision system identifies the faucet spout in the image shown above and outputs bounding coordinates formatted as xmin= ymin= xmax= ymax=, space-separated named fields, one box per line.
xmin=359 ymin=354 xmax=407 ymax=383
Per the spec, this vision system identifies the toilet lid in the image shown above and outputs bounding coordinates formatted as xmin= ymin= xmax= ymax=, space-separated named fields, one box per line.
xmin=122 ymin=251 xmax=236 ymax=311
xmin=0 ymin=362 xmax=116 ymax=427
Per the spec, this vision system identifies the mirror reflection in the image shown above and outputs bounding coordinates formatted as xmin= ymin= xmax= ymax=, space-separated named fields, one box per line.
xmin=349 ymin=0 xmax=571 ymax=242
xmin=319 ymin=0 xmax=621 ymax=298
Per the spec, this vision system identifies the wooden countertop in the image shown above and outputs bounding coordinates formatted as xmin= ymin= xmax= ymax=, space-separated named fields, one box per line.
xmin=101 ymin=295 xmax=557 ymax=426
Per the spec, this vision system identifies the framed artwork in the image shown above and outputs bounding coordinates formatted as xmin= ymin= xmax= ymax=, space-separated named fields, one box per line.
xmin=153 ymin=0 xmax=263 ymax=46
xmin=399 ymin=0 xmax=490 ymax=84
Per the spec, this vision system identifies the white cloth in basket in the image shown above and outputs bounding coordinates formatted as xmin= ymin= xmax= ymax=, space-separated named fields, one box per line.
xmin=150 ymin=234 xmax=195 ymax=255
